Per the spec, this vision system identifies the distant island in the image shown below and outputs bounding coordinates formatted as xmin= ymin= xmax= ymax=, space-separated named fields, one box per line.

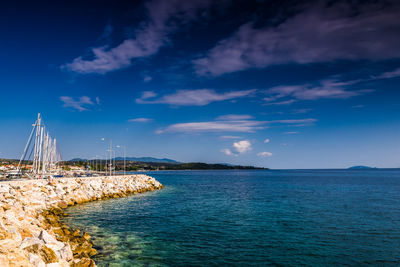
xmin=348 ymin=166 xmax=377 ymax=170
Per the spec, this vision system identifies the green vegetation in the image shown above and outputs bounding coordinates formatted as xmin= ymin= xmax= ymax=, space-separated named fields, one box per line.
xmin=0 ymin=158 xmax=266 ymax=172
xmin=70 ymin=160 xmax=265 ymax=171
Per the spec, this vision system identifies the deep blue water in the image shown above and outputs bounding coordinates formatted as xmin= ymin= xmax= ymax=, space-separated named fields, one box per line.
xmin=64 ymin=169 xmax=400 ymax=266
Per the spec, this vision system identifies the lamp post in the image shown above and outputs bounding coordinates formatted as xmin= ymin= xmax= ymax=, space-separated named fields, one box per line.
xmin=101 ymin=138 xmax=113 ymax=177
xmin=109 ymin=140 xmax=112 ymax=176
xmin=116 ymin=145 xmax=126 ymax=177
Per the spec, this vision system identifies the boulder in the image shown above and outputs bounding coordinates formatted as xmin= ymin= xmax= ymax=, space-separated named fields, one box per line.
xmin=82 ymin=232 xmax=91 ymax=241
xmin=28 ymin=252 xmax=46 ymax=267
xmin=40 ymin=245 xmax=59 ymax=264
xmin=56 ymin=243 xmax=73 ymax=261
xmin=26 ymin=244 xmax=59 ymax=264
xmin=71 ymin=257 xmax=96 ymax=267
xmin=0 ymin=185 xmax=10 ymax=193
xmin=20 ymin=237 xmax=44 ymax=249
xmin=46 ymin=240 xmax=65 ymax=252
xmin=38 ymin=229 xmax=58 ymax=244
xmin=0 ymin=238 xmax=20 ymax=253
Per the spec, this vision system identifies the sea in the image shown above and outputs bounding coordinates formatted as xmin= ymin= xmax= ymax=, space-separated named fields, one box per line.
xmin=64 ymin=169 xmax=400 ymax=266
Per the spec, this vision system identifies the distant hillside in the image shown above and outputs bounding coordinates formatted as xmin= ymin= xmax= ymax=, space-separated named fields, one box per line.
xmin=348 ymin=166 xmax=377 ymax=169
xmin=65 ymin=159 xmax=264 ymax=170
xmin=69 ymin=157 xmax=179 ymax=164
xmin=164 ymin=162 xmax=265 ymax=170
xmin=114 ymin=157 xmax=179 ymax=163
xmin=69 ymin=158 xmax=88 ymax=162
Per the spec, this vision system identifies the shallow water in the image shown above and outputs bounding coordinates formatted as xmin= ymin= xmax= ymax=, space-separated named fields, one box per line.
xmin=64 ymin=169 xmax=400 ymax=266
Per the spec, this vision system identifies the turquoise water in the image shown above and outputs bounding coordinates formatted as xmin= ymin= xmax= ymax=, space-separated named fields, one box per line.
xmin=64 ymin=170 xmax=400 ymax=266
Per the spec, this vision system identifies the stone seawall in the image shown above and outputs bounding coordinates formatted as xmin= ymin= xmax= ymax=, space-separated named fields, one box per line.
xmin=0 ymin=175 xmax=163 ymax=267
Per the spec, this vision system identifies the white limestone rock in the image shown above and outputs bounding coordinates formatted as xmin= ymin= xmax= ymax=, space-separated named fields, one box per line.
xmin=56 ymin=243 xmax=73 ymax=261
xmin=29 ymin=252 xmax=46 ymax=267
xmin=38 ymin=229 xmax=58 ymax=245
xmin=20 ymin=237 xmax=44 ymax=249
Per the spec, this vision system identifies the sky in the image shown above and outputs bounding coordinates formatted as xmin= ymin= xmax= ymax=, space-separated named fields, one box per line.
xmin=0 ymin=0 xmax=400 ymax=169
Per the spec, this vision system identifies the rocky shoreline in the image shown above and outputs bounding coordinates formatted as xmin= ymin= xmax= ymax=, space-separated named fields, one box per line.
xmin=0 ymin=175 xmax=163 ymax=266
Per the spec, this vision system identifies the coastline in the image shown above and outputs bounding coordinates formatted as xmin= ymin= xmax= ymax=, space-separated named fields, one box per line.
xmin=0 ymin=175 xmax=163 ymax=266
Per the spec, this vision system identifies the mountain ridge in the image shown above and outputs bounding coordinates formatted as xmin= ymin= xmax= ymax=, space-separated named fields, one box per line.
xmin=69 ymin=157 xmax=179 ymax=164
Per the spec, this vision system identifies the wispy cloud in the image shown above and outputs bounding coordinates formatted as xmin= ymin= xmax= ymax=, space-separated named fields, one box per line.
xmin=373 ymin=68 xmax=400 ymax=79
xmin=262 ymin=66 xmax=400 ymax=105
xmin=263 ymin=99 xmax=297 ymax=106
xmin=140 ymin=91 xmax=157 ymax=99
xmin=263 ymin=78 xmax=372 ymax=105
xmin=267 ymin=80 xmax=370 ymax=100
xmin=220 ymin=135 xmax=241 ymax=139
xmin=157 ymin=117 xmax=315 ymax=133
xmin=157 ymin=120 xmax=266 ymax=133
xmin=352 ymin=104 xmax=364 ymax=109
xmin=194 ymin=1 xmax=400 ymax=76
xmin=136 ymin=89 xmax=255 ymax=106
xmin=60 ymin=96 xmax=96 ymax=111
xmin=63 ymin=0 xmax=215 ymax=74
xmin=258 ymin=151 xmax=272 ymax=157
xmin=266 ymin=119 xmax=316 ymax=124
xmin=216 ymin=114 xmax=253 ymax=120
xmin=98 ymin=22 xmax=114 ymax=42
xmin=221 ymin=148 xmax=235 ymax=156
xmin=128 ymin=118 xmax=153 ymax=122
xmin=292 ymin=108 xmax=311 ymax=114
xmin=264 ymin=138 xmax=270 ymax=143
xmin=284 ymin=131 xmax=299 ymax=134
xmin=143 ymin=75 xmax=153 ymax=82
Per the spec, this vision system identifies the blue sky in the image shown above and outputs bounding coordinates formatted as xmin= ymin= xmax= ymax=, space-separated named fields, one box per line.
xmin=1 ymin=0 xmax=400 ymax=169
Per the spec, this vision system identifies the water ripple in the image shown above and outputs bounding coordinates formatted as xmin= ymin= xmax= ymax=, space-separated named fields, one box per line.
xmin=64 ymin=170 xmax=400 ymax=266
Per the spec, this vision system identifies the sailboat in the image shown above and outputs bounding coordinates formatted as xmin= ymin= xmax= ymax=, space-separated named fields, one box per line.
xmin=16 ymin=113 xmax=62 ymax=179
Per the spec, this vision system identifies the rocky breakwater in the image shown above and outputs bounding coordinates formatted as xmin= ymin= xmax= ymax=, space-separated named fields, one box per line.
xmin=0 ymin=175 xmax=163 ymax=267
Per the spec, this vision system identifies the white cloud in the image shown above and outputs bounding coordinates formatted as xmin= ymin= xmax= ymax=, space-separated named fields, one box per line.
xmin=233 ymin=140 xmax=252 ymax=153
xmin=128 ymin=118 xmax=153 ymax=122
xmin=257 ymin=151 xmax=272 ymax=157
xmin=60 ymin=96 xmax=95 ymax=111
xmin=216 ymin=114 xmax=253 ymax=120
xmin=63 ymin=0 xmax=215 ymax=74
xmin=95 ymin=97 xmax=101 ymax=105
xmin=136 ymin=89 xmax=255 ymax=106
xmin=221 ymin=148 xmax=235 ymax=156
xmin=221 ymin=140 xmax=252 ymax=156
xmin=264 ymin=138 xmax=270 ymax=143
xmin=194 ymin=1 xmax=400 ymax=76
